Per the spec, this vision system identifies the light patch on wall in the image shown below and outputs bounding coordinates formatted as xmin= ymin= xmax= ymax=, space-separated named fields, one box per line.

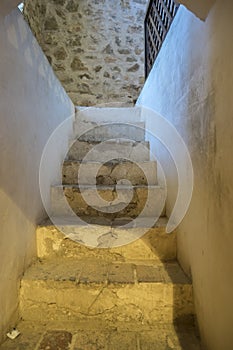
xmin=18 ymin=16 xmax=27 ymax=41
xmin=18 ymin=2 xmax=24 ymax=12
xmin=24 ymin=47 xmax=33 ymax=66
xmin=7 ymin=24 xmax=19 ymax=50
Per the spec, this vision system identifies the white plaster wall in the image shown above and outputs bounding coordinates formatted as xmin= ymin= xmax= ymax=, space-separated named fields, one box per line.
xmin=0 ymin=9 xmax=74 ymax=341
xmin=137 ymin=2 xmax=233 ymax=349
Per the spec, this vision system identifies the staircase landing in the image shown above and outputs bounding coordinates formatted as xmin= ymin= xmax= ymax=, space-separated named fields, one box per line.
xmin=0 ymin=320 xmax=201 ymax=350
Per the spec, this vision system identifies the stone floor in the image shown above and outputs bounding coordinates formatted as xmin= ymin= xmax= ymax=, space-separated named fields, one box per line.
xmin=0 ymin=321 xmax=201 ymax=350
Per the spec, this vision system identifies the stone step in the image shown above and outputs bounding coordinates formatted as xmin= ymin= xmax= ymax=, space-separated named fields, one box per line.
xmin=62 ymin=160 xmax=157 ymax=186
xmin=74 ymin=121 xmax=145 ymax=142
xmin=50 ymin=185 xmax=166 ymax=219
xmin=66 ymin=140 xmax=150 ymax=162
xmin=20 ymin=259 xmax=194 ymax=324
xmin=0 ymin=320 xmax=201 ymax=350
xmin=76 ymin=106 xmax=142 ymax=124
xmin=36 ymin=217 xmax=176 ymax=261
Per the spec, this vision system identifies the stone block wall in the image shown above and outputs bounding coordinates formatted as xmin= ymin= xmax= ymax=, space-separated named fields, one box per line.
xmin=24 ymin=0 xmax=148 ymax=106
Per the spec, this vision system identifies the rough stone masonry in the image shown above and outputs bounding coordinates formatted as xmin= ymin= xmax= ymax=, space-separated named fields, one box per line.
xmin=24 ymin=0 xmax=148 ymax=106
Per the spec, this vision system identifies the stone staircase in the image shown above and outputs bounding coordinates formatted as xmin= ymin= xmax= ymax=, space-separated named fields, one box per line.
xmin=5 ymin=107 xmax=201 ymax=349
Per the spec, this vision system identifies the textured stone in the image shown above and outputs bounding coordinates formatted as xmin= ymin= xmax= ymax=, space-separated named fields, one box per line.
xmin=24 ymin=0 xmax=148 ymax=105
xmin=108 ymin=332 xmax=137 ymax=350
xmin=0 ymin=322 xmax=201 ymax=350
xmin=127 ymin=63 xmax=140 ymax=72
xmin=103 ymin=44 xmax=114 ymax=54
xmin=79 ymin=261 xmax=108 ymax=284
xmin=94 ymin=65 xmax=102 ymax=73
xmin=54 ymin=47 xmax=67 ymax=60
xmin=62 ymin=160 xmax=157 ymax=186
xmin=74 ymin=122 xmax=145 ymax=141
xmin=118 ymin=49 xmax=131 ymax=55
xmin=50 ymin=185 xmax=166 ymax=219
xmin=36 ymin=218 xmax=176 ymax=261
xmin=38 ymin=331 xmax=72 ymax=350
xmin=108 ymin=263 xmax=135 ymax=284
xmin=52 ymin=0 xmax=66 ymax=5
xmin=126 ymin=56 xmax=137 ymax=62
xmin=77 ymin=83 xmax=91 ymax=94
xmin=136 ymin=265 xmax=163 ymax=283
xmin=20 ymin=260 xmax=194 ymax=323
xmin=44 ymin=16 xmax=58 ymax=31
xmin=74 ymin=332 xmax=107 ymax=350
xmin=71 ymin=58 xmax=87 ymax=71
xmin=67 ymin=140 xmax=150 ymax=162
xmin=66 ymin=0 xmax=79 ymax=12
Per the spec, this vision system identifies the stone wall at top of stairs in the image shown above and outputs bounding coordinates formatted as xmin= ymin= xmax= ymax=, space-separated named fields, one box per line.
xmin=24 ymin=0 xmax=148 ymax=106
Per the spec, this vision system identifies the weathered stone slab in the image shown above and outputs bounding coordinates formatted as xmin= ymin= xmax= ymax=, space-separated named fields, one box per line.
xmin=136 ymin=265 xmax=163 ymax=283
xmin=20 ymin=260 xmax=194 ymax=324
xmin=36 ymin=218 xmax=176 ymax=261
xmin=66 ymin=140 xmax=150 ymax=162
xmin=38 ymin=331 xmax=72 ymax=350
xmin=74 ymin=121 xmax=145 ymax=142
xmin=0 ymin=321 xmax=201 ymax=350
xmin=78 ymin=261 xmax=108 ymax=284
xmin=50 ymin=185 xmax=166 ymax=219
xmin=62 ymin=160 xmax=157 ymax=186
xmin=76 ymin=106 xmax=142 ymax=124
xmin=74 ymin=331 xmax=107 ymax=350
xmin=108 ymin=331 xmax=138 ymax=350
xmin=108 ymin=263 xmax=135 ymax=284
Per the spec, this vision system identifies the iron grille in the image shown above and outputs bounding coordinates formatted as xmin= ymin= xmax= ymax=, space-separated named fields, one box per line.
xmin=145 ymin=0 xmax=180 ymax=78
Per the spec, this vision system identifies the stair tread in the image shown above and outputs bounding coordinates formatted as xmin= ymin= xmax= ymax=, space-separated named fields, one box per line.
xmin=70 ymin=139 xmax=149 ymax=145
xmin=63 ymin=159 xmax=156 ymax=165
xmin=52 ymin=184 xmax=163 ymax=189
xmin=22 ymin=259 xmax=191 ymax=285
xmin=0 ymin=320 xmax=202 ymax=350
xmin=40 ymin=216 xmax=168 ymax=228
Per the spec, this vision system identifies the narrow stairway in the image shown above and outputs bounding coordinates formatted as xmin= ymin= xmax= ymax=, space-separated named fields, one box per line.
xmin=1 ymin=107 xmax=201 ymax=349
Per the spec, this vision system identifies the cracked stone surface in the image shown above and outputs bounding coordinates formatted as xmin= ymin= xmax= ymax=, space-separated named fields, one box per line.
xmin=50 ymin=185 xmax=166 ymax=220
xmin=36 ymin=218 xmax=176 ymax=261
xmin=62 ymin=160 xmax=157 ymax=186
xmin=0 ymin=321 xmax=201 ymax=350
xmin=66 ymin=140 xmax=150 ymax=162
xmin=74 ymin=121 xmax=145 ymax=142
xmin=20 ymin=259 xmax=194 ymax=324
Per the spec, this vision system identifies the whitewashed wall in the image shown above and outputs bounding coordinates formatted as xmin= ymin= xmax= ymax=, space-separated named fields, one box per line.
xmin=0 ymin=8 xmax=74 ymax=341
xmin=137 ymin=2 xmax=233 ymax=349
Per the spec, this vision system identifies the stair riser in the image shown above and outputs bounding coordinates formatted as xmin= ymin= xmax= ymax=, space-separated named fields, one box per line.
xmin=74 ymin=123 xmax=145 ymax=142
xmin=76 ymin=106 xmax=142 ymax=124
xmin=62 ymin=161 xmax=157 ymax=186
xmin=36 ymin=224 xmax=176 ymax=261
xmin=20 ymin=283 xmax=194 ymax=324
xmin=51 ymin=186 xmax=166 ymax=218
xmin=67 ymin=140 xmax=150 ymax=162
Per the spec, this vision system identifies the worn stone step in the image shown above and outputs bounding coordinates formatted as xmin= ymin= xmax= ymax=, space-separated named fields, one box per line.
xmin=20 ymin=259 xmax=194 ymax=324
xmin=50 ymin=185 xmax=166 ymax=219
xmin=62 ymin=160 xmax=157 ymax=186
xmin=66 ymin=140 xmax=150 ymax=162
xmin=76 ymin=106 xmax=142 ymax=124
xmin=74 ymin=121 xmax=145 ymax=142
xmin=0 ymin=320 xmax=202 ymax=350
xmin=36 ymin=217 xmax=176 ymax=260
xmin=74 ymin=107 xmax=144 ymax=142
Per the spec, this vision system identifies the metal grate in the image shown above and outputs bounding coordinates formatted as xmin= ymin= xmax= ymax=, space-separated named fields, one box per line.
xmin=145 ymin=0 xmax=179 ymax=78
